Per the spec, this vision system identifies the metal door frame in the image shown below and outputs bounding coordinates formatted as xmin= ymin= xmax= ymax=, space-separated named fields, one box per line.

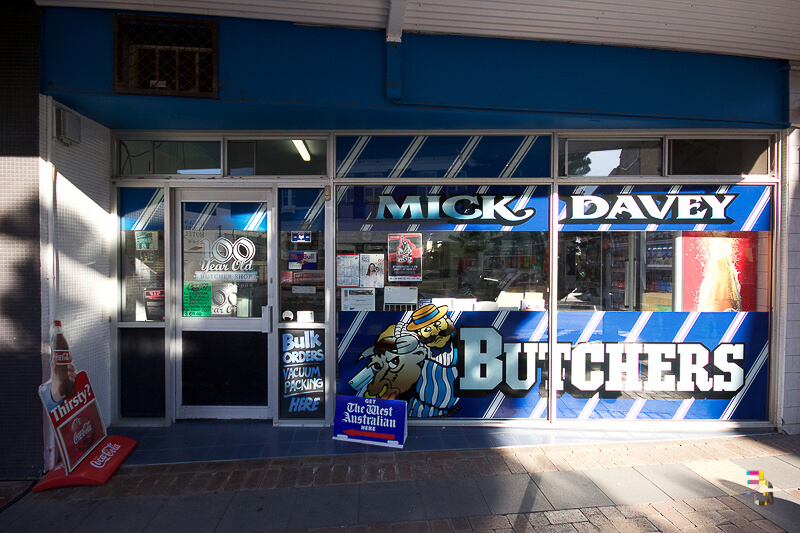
xmin=172 ymin=187 xmax=276 ymax=419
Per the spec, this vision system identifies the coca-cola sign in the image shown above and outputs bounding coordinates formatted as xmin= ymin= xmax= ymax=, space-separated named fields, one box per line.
xmin=90 ymin=443 xmax=122 ymax=469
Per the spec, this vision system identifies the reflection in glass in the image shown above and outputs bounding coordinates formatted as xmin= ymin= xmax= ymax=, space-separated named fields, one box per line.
xmin=181 ymin=202 xmax=268 ymax=318
xmin=227 ymin=140 xmax=327 ymax=175
xmin=558 ymin=230 xmax=770 ymax=312
xmin=279 ymin=188 xmax=326 ymax=323
xmin=669 ymin=139 xmax=770 ymax=175
xmin=559 ymin=139 xmax=662 ymax=176
xmin=119 ymin=188 xmax=165 ymax=322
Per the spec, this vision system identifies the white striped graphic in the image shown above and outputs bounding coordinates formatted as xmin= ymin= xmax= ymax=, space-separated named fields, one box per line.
xmin=407 ymin=186 xmax=444 ymax=232
xmin=721 ymin=342 xmax=769 ymax=420
xmin=444 ymin=136 xmax=482 ymax=179
xmin=626 ymin=312 xmax=652 ymax=342
xmin=573 ymin=311 xmax=605 ymax=419
xmin=693 ymin=185 xmax=729 ymax=232
xmin=672 ymin=398 xmax=695 ymax=420
xmin=527 ymin=311 xmax=549 ymax=419
xmin=388 ymin=136 xmax=427 ymax=180
xmin=530 ymin=398 xmax=548 ymax=419
xmin=190 ymin=202 xmax=218 ymax=231
xmin=622 ymin=311 xmax=653 ymax=420
xmin=502 ymin=185 xmax=538 ymax=232
xmin=674 ymin=311 xmax=700 ymax=343
xmin=557 ymin=185 xmax=589 ymax=231
xmin=499 ymin=136 xmax=538 ymax=179
xmin=361 ymin=185 xmax=397 ymax=231
xmin=336 ymin=185 xmax=350 ymax=204
xmin=300 ymin=191 xmax=325 ymax=231
xmin=578 ymin=311 xmax=605 ymax=343
xmin=132 ymin=189 xmax=164 ymax=231
xmin=742 ymin=187 xmax=771 ymax=231
xmin=336 ymin=136 xmax=371 ymax=178
xmin=454 ymin=185 xmax=489 ymax=232
xmin=482 ymin=310 xmax=512 ymax=419
xmin=628 ymin=311 xmax=699 ymax=420
xmin=338 ymin=311 xmax=369 ymax=362
xmin=578 ymin=393 xmax=601 ymax=419
xmin=721 ymin=312 xmax=748 ymax=343
xmin=625 ymin=398 xmax=647 ymax=420
xmin=598 ymin=185 xmax=634 ymax=232
xmin=243 ymin=203 xmax=268 ymax=231
xmin=647 ymin=185 xmax=681 ymax=231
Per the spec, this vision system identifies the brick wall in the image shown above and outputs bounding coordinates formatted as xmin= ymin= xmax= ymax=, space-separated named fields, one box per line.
xmin=0 ymin=0 xmax=43 ymax=478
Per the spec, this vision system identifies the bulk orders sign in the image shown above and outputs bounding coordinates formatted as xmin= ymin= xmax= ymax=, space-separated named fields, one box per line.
xmin=336 ymin=184 xmax=772 ymax=421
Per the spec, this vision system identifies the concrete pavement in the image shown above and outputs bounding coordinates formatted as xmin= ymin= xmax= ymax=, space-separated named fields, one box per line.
xmin=2 ymin=433 xmax=800 ymax=532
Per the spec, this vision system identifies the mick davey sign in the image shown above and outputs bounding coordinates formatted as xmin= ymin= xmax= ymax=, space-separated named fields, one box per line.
xmin=279 ymin=329 xmax=325 ymax=420
xmin=333 ymin=395 xmax=407 ymax=448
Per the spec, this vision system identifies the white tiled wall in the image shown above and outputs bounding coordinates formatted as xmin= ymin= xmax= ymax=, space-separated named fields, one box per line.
xmin=47 ymin=101 xmax=113 ymax=426
xmin=783 ymin=62 xmax=800 ymax=433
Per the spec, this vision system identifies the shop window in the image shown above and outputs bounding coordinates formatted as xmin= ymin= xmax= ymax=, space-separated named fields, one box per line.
xmin=558 ymin=139 xmax=662 ymax=177
xmin=279 ymin=188 xmax=326 ymax=323
xmin=118 ymin=140 xmax=221 ymax=175
xmin=669 ymin=139 xmax=771 ymax=175
xmin=555 ymin=184 xmax=772 ymax=422
xmin=228 ymin=140 xmax=328 ymax=176
xmin=335 ymin=184 xmax=551 ymax=420
xmin=119 ymin=187 xmax=165 ymax=322
xmin=114 ymin=14 xmax=217 ymax=98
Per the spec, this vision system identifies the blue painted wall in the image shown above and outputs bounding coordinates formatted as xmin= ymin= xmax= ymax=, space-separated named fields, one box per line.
xmin=40 ymin=8 xmax=788 ymax=130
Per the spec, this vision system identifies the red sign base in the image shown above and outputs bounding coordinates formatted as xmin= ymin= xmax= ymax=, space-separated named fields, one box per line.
xmin=33 ymin=435 xmax=137 ymax=492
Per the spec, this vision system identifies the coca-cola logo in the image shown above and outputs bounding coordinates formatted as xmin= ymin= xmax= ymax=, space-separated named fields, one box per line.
xmin=71 ymin=417 xmax=95 ymax=451
xmin=90 ymin=443 xmax=121 ymax=469
xmin=54 ymin=350 xmax=71 ymax=364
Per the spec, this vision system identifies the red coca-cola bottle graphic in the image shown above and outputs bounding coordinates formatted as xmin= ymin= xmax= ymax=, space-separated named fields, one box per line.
xmin=52 ymin=320 xmax=75 ymax=398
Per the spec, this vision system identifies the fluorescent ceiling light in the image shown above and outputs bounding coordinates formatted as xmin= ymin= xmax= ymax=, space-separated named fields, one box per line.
xmin=292 ymin=139 xmax=311 ymax=162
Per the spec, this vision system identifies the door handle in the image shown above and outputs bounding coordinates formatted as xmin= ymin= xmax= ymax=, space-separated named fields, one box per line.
xmin=261 ymin=306 xmax=272 ymax=334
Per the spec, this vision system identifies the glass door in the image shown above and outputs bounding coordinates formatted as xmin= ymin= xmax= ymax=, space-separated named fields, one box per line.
xmin=175 ymin=189 xmax=273 ymax=419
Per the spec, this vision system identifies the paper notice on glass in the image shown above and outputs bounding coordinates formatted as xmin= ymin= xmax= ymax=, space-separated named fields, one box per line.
xmin=388 ymin=233 xmax=422 ymax=281
xmin=337 ymin=254 xmax=359 ymax=287
xmin=359 ymin=253 xmax=384 ymax=288
xmin=341 ymin=288 xmax=375 ymax=312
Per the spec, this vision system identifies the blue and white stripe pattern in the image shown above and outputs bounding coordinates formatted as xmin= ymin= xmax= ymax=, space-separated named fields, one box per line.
xmin=335 ymin=135 xmax=549 ymax=179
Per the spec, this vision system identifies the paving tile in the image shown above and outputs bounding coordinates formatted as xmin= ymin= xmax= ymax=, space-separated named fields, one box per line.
xmin=73 ymin=495 xmax=168 ymax=533
xmin=475 ymin=473 xmax=552 ymax=514
xmin=146 ymin=492 xmax=236 ymax=532
xmin=581 ymin=467 xmax=670 ymax=506
xmin=530 ymin=471 xmax=613 ymax=510
xmin=633 ymin=464 xmax=727 ymax=500
xmin=417 ymin=477 xmax=490 ymax=519
xmin=0 ymin=499 xmax=100 ymax=532
xmin=730 ymin=456 xmax=800 ymax=490
xmin=286 ymin=484 xmax=359 ymax=529
xmin=683 ymin=460 xmax=750 ymax=496
xmin=216 ymin=488 xmax=297 ymax=532
xmin=733 ymin=492 xmax=800 ymax=533
xmin=358 ymin=481 xmax=426 ymax=524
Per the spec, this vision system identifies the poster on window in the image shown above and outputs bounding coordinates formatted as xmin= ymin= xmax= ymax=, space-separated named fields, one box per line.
xmin=360 ymin=254 xmax=384 ymax=288
xmin=387 ymin=233 xmax=422 ymax=282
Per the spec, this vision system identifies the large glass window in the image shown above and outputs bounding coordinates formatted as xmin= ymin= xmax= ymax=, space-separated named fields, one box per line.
xmin=278 ymin=188 xmax=326 ymax=323
xmin=559 ymin=139 xmax=662 ymax=177
xmin=335 ymin=184 xmax=551 ymax=420
xmin=119 ymin=188 xmax=165 ymax=322
xmin=228 ymin=140 xmax=327 ymax=176
xmin=118 ymin=140 xmax=221 ymax=174
xmin=555 ymin=185 xmax=772 ymax=421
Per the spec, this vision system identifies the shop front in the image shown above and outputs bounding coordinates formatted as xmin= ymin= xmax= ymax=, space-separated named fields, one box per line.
xmin=114 ymin=133 xmax=775 ymax=428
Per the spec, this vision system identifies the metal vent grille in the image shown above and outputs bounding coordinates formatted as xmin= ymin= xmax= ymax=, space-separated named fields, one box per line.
xmin=114 ymin=14 xmax=218 ymax=98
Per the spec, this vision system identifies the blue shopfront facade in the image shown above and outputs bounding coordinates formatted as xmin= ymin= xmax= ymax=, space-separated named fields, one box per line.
xmin=38 ymin=7 xmax=786 ymax=429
